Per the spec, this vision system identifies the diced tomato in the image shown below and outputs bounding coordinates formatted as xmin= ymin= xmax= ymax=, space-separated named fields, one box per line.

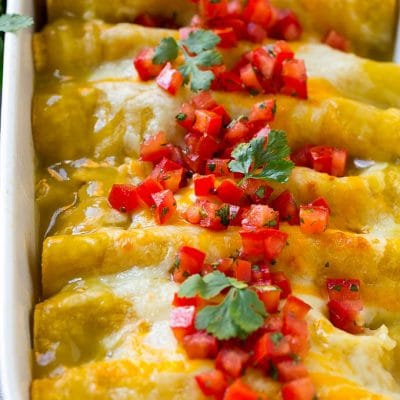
xmin=255 ymin=285 xmax=281 ymax=313
xmin=219 ymin=71 xmax=244 ymax=92
xmin=151 ymin=158 xmax=183 ymax=193
xmin=264 ymin=229 xmax=288 ymax=260
xmin=133 ymin=13 xmax=159 ymax=28
xmin=262 ymin=314 xmax=283 ymax=333
xmin=270 ymin=271 xmax=292 ymax=299
xmin=242 ymin=178 xmax=273 ymax=204
xmin=268 ymin=9 xmax=302 ymax=41
xmin=199 ymin=0 xmax=228 ymax=20
xmin=282 ymin=296 xmax=311 ymax=319
xmin=282 ymin=314 xmax=308 ymax=339
xmin=183 ymin=152 xmax=205 ymax=174
xmin=224 ymin=121 xmax=250 ymax=145
xmin=327 ymin=279 xmax=361 ymax=302
xmin=197 ymin=134 xmax=221 ymax=160
xmin=185 ymin=203 xmax=202 ymax=224
xmin=270 ymin=190 xmax=300 ymax=225
xmin=166 ymin=144 xmax=184 ymax=166
xmin=214 ymin=27 xmax=238 ymax=48
xmin=277 ymin=360 xmax=308 ymax=383
xmin=273 ymin=41 xmax=294 ymax=71
xmin=140 ymin=131 xmax=171 ymax=163
xmin=195 ymin=369 xmax=228 ymax=398
xmin=299 ymin=205 xmax=329 ymax=234
xmin=170 ymin=306 xmax=196 ymax=341
xmin=249 ymin=100 xmax=276 ymax=123
xmin=252 ymin=47 xmax=276 ymax=80
xmin=216 ymin=180 xmax=245 ymax=205
xmin=240 ymin=64 xmax=263 ymax=92
xmin=324 ymin=29 xmax=350 ymax=52
xmin=108 ymin=184 xmax=139 ymax=213
xmin=242 ymin=205 xmax=279 ymax=230
xmin=224 ymin=379 xmax=267 ymax=400
xmin=328 ymin=299 xmax=364 ymax=334
xmin=211 ymin=104 xmax=232 ymax=126
xmin=216 ymin=346 xmax=250 ymax=378
xmin=193 ymin=110 xmax=223 ymax=137
xmin=137 ymin=177 xmax=163 ymax=207
xmin=215 ymin=257 xmax=235 ymax=275
xmin=281 ymin=377 xmax=316 ymax=400
xmin=227 ymin=0 xmax=243 ymax=17
xmin=134 ymin=48 xmax=164 ymax=81
xmin=156 ymin=62 xmax=184 ymax=95
xmin=191 ymin=91 xmax=218 ymax=110
xmin=245 ymin=22 xmax=268 ymax=43
xmin=310 ymin=197 xmax=331 ymax=214
xmin=309 ymin=146 xmax=348 ymax=177
xmin=254 ymin=332 xmax=291 ymax=365
xmin=194 ymin=174 xmax=215 ymax=196
xmin=182 ymin=331 xmax=219 ymax=359
xmin=290 ymin=145 xmax=313 ymax=167
xmin=176 ymin=102 xmax=196 ymax=130
xmin=280 ymin=59 xmax=308 ymax=99
xmin=152 ymin=189 xmax=177 ymax=224
xmin=172 ymin=293 xmax=205 ymax=308
xmin=173 ymin=246 xmax=207 ymax=283
xmin=233 ymin=259 xmax=252 ymax=283
xmin=251 ymin=264 xmax=271 ymax=284
xmin=205 ymin=159 xmax=233 ymax=177
xmin=199 ymin=201 xmax=228 ymax=230
xmin=242 ymin=0 xmax=272 ymax=26
xmin=240 ymin=228 xmax=288 ymax=260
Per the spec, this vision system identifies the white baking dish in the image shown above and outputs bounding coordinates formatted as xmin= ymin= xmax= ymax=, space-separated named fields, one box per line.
xmin=1 ymin=2 xmax=400 ymax=400
xmin=0 ymin=0 xmax=36 ymax=399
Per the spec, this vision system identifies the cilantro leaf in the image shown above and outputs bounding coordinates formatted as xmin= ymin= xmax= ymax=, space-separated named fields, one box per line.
xmin=229 ymin=130 xmax=294 ymax=183
xmin=0 ymin=14 xmax=33 ymax=32
xmin=196 ymin=289 xmax=249 ymax=340
xmin=152 ymin=37 xmax=179 ymax=65
xmin=151 ymin=29 xmax=222 ymax=92
xmin=196 ymin=287 xmax=266 ymax=340
xmin=178 ymin=271 xmax=233 ymax=299
xmin=230 ymin=289 xmax=266 ymax=332
xmin=183 ymin=29 xmax=220 ymax=54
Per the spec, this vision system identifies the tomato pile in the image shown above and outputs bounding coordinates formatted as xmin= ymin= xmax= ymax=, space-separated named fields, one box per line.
xmin=170 ymin=245 xmax=316 ymax=400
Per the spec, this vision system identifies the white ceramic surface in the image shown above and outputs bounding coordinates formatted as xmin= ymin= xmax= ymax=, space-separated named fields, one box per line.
xmin=0 ymin=1 xmax=36 ymax=399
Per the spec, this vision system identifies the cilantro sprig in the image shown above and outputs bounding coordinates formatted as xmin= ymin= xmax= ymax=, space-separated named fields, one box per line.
xmin=153 ymin=29 xmax=222 ymax=92
xmin=229 ymin=130 xmax=294 ymax=184
xmin=179 ymin=271 xmax=266 ymax=340
xmin=0 ymin=13 xmax=33 ymax=32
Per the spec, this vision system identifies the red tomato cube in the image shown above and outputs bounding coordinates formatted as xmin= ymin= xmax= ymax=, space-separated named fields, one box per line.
xmin=276 ymin=360 xmax=308 ymax=382
xmin=233 ymin=259 xmax=252 ymax=283
xmin=326 ymin=279 xmax=361 ymax=302
xmin=249 ymin=99 xmax=276 ymax=123
xmin=241 ymin=205 xmax=279 ymax=230
xmin=182 ymin=331 xmax=218 ymax=359
xmin=134 ymin=47 xmax=163 ymax=81
xmin=282 ymin=296 xmax=311 ymax=319
xmin=137 ymin=177 xmax=163 ymax=207
xmin=216 ymin=346 xmax=250 ymax=378
xmin=194 ymin=174 xmax=215 ymax=196
xmin=205 ymin=159 xmax=233 ymax=177
xmin=176 ymin=102 xmax=196 ymax=130
xmin=152 ymin=189 xmax=177 ymax=224
xmin=255 ymin=285 xmax=281 ymax=313
xmin=323 ymin=29 xmax=349 ymax=52
xmin=216 ymin=180 xmax=245 ymax=205
xmin=299 ymin=205 xmax=329 ymax=234
xmin=170 ymin=306 xmax=196 ymax=341
xmin=193 ymin=110 xmax=223 ymax=137
xmin=271 ymin=271 xmax=292 ymax=299
xmin=242 ymin=0 xmax=272 ymax=26
xmin=281 ymin=59 xmax=308 ymax=99
xmin=281 ymin=377 xmax=316 ymax=400
xmin=108 ymin=184 xmax=139 ymax=213
xmin=224 ymin=379 xmax=267 ymax=400
xmin=156 ymin=62 xmax=184 ymax=95
xmin=195 ymin=369 xmax=228 ymax=398
xmin=140 ymin=131 xmax=171 ymax=163
xmin=271 ymin=190 xmax=300 ymax=225
xmin=173 ymin=245 xmax=206 ymax=283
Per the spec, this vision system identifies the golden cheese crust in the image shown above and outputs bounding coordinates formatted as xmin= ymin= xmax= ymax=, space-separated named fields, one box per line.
xmin=32 ymin=3 xmax=400 ymax=399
